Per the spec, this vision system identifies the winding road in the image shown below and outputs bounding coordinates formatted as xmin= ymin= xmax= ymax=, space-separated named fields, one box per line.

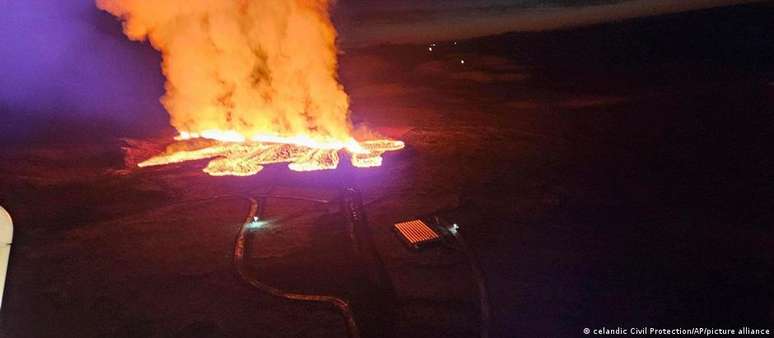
xmin=231 ymin=194 xmax=361 ymax=338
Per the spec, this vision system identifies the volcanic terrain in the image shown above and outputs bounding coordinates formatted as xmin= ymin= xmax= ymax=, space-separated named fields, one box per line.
xmin=1 ymin=4 xmax=772 ymax=337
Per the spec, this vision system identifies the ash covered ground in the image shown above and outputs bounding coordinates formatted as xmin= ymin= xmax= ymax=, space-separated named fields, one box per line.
xmin=1 ymin=4 xmax=773 ymax=337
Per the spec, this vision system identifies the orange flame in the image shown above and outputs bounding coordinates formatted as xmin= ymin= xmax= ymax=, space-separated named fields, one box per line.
xmin=99 ymin=0 xmax=403 ymax=176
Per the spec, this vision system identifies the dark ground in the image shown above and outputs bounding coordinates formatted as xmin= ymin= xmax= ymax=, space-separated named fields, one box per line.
xmin=1 ymin=3 xmax=773 ymax=337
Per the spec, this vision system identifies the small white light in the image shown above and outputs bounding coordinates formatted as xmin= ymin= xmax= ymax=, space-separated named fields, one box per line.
xmin=248 ymin=217 xmax=266 ymax=230
xmin=450 ymin=223 xmax=459 ymax=235
xmin=460 ymin=59 xmax=465 ymax=64
xmin=428 ymin=47 xmax=433 ymax=52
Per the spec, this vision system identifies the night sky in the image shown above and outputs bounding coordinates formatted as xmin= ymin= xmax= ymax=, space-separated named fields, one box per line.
xmin=0 ymin=0 xmax=763 ymax=139
xmin=332 ymin=0 xmax=761 ymax=45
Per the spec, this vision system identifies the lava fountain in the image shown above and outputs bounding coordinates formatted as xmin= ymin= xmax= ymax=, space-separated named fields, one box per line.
xmin=98 ymin=0 xmax=403 ymax=176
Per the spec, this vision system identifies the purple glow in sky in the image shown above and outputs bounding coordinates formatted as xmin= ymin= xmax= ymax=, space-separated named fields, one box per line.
xmin=0 ymin=0 xmax=166 ymax=139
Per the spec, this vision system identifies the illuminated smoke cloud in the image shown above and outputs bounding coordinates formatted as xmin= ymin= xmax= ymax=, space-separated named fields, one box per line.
xmin=97 ymin=0 xmax=352 ymax=142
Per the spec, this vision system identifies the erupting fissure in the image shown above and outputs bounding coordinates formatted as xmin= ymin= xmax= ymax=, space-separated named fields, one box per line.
xmin=98 ymin=0 xmax=403 ymax=176
xmin=137 ymin=135 xmax=404 ymax=176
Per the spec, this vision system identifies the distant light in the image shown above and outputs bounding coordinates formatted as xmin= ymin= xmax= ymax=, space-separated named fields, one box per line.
xmin=453 ymin=41 xmax=457 ymax=45
xmin=450 ymin=223 xmax=459 ymax=235
xmin=428 ymin=47 xmax=433 ymax=52
xmin=460 ymin=60 xmax=465 ymax=64
xmin=431 ymin=43 xmax=437 ymax=47
xmin=248 ymin=217 xmax=266 ymax=229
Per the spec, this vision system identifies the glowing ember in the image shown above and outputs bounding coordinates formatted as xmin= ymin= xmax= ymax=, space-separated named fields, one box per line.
xmin=139 ymin=132 xmax=404 ymax=176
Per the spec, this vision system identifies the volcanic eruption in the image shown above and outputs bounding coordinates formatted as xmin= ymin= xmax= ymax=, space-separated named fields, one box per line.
xmin=97 ymin=0 xmax=403 ymax=176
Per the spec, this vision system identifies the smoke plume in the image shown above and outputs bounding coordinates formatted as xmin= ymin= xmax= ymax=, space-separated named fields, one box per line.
xmin=97 ymin=0 xmax=352 ymax=141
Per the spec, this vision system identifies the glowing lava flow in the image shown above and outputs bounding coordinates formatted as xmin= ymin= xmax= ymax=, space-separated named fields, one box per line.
xmin=138 ymin=131 xmax=404 ymax=176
